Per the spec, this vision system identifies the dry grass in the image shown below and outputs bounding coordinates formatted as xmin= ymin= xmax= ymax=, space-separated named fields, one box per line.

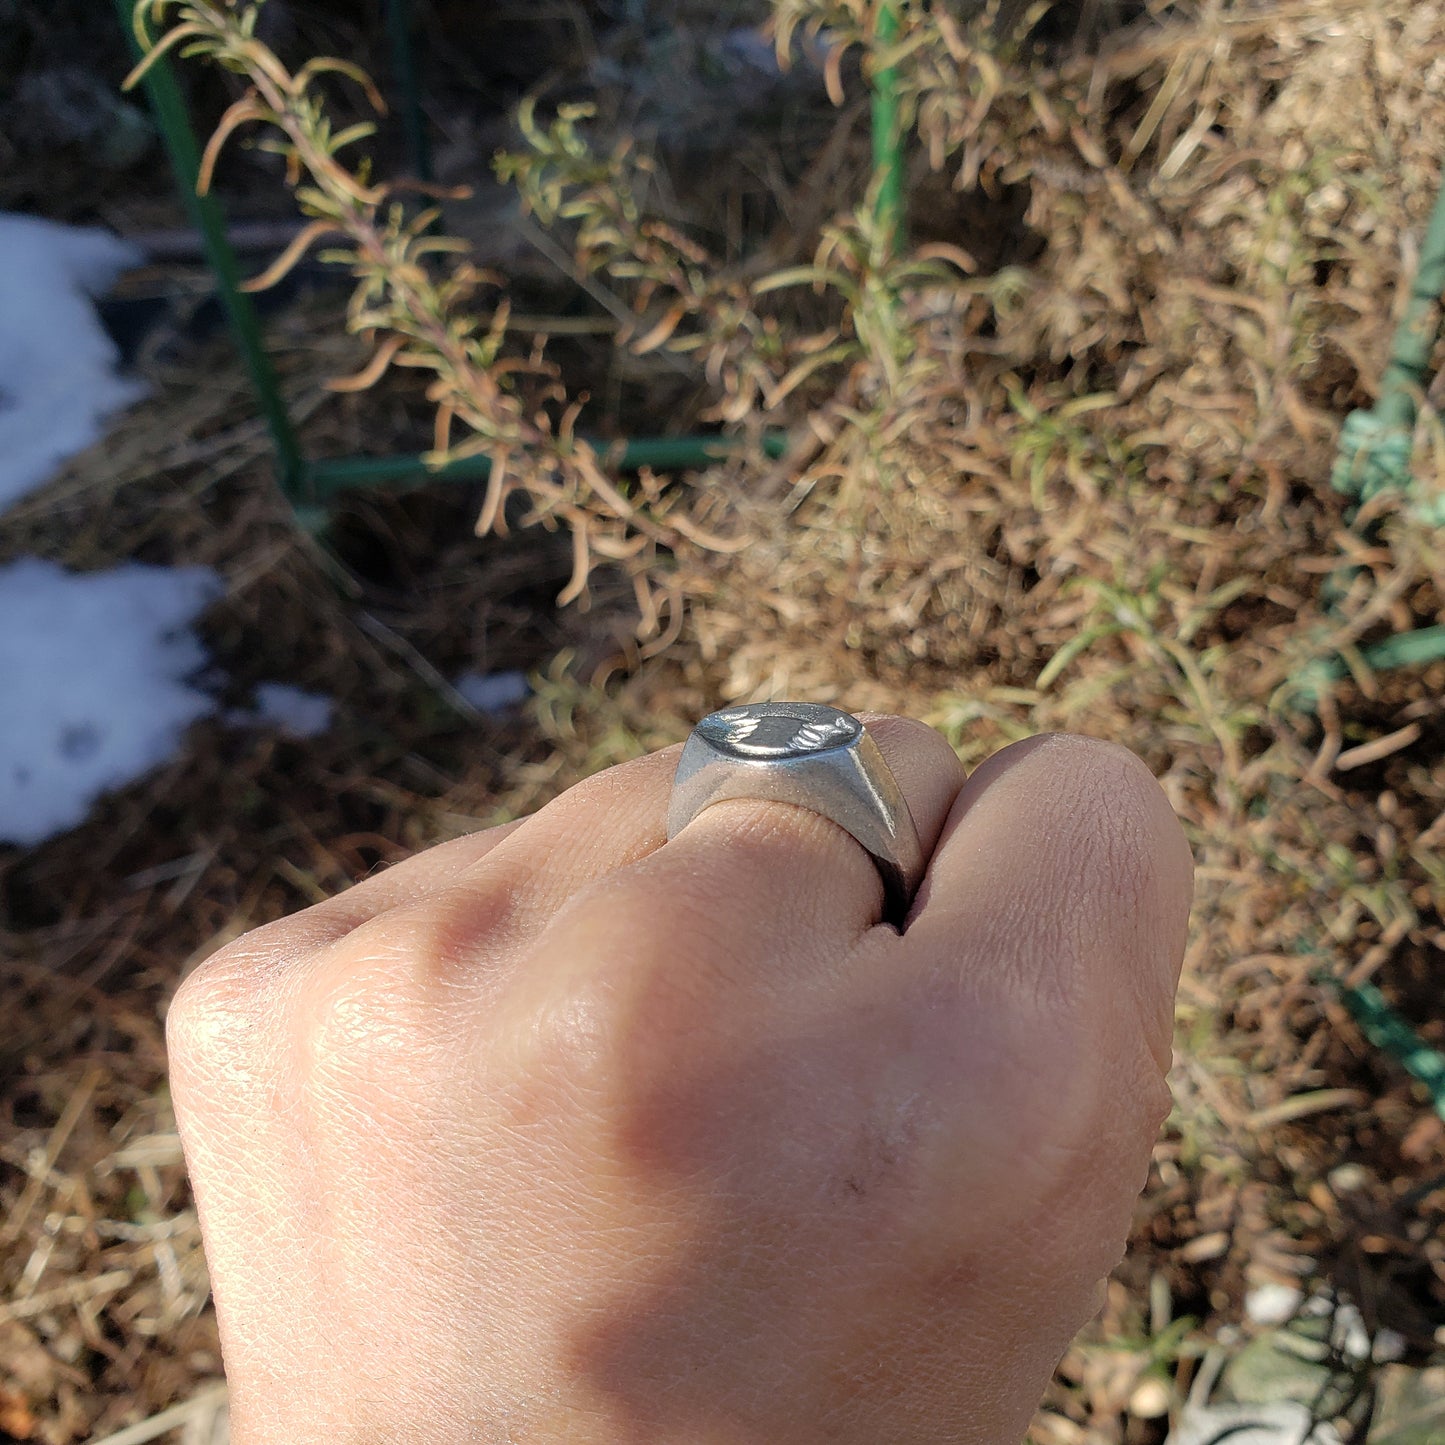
xmin=3 ymin=1 xmax=1445 ymax=1441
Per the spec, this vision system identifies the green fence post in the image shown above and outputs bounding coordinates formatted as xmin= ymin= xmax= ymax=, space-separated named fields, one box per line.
xmin=305 ymin=433 xmax=790 ymax=503
xmin=1294 ymin=160 xmax=1445 ymax=705
xmin=384 ymin=0 xmax=434 ymax=184
xmin=115 ymin=0 xmax=311 ymax=505
xmin=1339 ymin=979 xmax=1445 ymax=1123
xmin=870 ymin=0 xmax=905 ymax=256
xmin=1316 ymin=163 xmax=1445 ymax=1115
xmin=1331 ymin=164 xmax=1445 ymax=517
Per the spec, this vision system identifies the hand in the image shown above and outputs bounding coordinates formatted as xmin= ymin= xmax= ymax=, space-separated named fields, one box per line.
xmin=166 ymin=722 xmax=1192 ymax=1444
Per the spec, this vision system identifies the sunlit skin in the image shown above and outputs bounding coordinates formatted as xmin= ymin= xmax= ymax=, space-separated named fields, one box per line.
xmin=166 ymin=720 xmax=1193 ymax=1444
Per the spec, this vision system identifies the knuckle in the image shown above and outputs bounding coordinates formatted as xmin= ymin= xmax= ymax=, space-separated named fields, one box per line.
xmin=165 ymin=905 xmax=411 ymax=1095
xmin=165 ymin=894 xmax=358 ymax=1012
xmin=516 ymin=889 xmax=723 ymax=1128
xmin=297 ymin=932 xmax=439 ymax=1091
xmin=529 ymin=747 xmax=677 ymax=836
xmin=288 ymin=879 xmax=522 ymax=1109
xmin=865 ymin=712 xmax=957 ymax=760
xmin=166 ymin=939 xmax=280 ymax=1066
xmin=165 ymin=908 xmax=362 ymax=1058
xmin=296 ymin=976 xmax=409 ymax=1116
xmin=164 ymin=942 xmax=292 ymax=1112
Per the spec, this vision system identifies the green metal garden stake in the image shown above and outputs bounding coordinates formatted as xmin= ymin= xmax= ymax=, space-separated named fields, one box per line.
xmin=384 ymin=0 xmax=434 ymax=184
xmin=1316 ymin=161 xmax=1445 ymax=1120
xmin=1296 ymin=158 xmax=1445 ymax=701
xmin=870 ymin=0 xmax=905 ymax=257
xmin=304 ymin=434 xmax=790 ymax=504
xmin=1331 ymin=164 xmax=1445 ymax=521
xmin=1339 ymin=980 xmax=1445 ymax=1124
xmin=115 ymin=0 xmax=309 ymax=503
xmin=116 ymin=0 xmax=790 ymax=517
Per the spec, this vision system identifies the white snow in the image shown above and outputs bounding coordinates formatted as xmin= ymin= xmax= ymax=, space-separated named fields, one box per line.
xmin=0 ymin=218 xmax=361 ymax=847
xmin=454 ymin=668 xmax=529 ymax=714
xmin=236 ymin=682 xmax=334 ymax=739
xmin=0 ymin=558 xmax=221 ymax=846
xmin=0 ymin=212 xmax=148 ymax=513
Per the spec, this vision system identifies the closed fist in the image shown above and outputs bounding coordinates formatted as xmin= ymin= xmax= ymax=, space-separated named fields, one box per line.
xmin=166 ymin=722 xmax=1192 ymax=1444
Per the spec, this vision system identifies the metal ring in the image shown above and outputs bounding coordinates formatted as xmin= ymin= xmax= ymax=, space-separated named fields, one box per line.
xmin=667 ymin=702 xmax=925 ymax=926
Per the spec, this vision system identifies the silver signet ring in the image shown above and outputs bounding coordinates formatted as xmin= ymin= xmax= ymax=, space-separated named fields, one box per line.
xmin=667 ymin=702 xmax=925 ymax=927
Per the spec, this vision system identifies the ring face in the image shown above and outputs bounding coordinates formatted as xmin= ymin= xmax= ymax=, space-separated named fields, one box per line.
xmin=696 ymin=702 xmax=863 ymax=760
xmin=669 ymin=702 xmax=925 ymax=927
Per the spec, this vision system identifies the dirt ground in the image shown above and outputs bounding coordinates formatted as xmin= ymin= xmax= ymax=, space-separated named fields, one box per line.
xmin=1 ymin=1 xmax=1443 ymax=1441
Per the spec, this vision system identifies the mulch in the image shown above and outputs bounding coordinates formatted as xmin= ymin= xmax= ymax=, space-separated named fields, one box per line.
xmin=2 ymin=1 xmax=1443 ymax=1441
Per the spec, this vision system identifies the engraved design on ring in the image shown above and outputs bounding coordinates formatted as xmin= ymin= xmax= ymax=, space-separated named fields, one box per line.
xmin=667 ymin=702 xmax=925 ymax=927
xmin=703 ymin=705 xmax=861 ymax=758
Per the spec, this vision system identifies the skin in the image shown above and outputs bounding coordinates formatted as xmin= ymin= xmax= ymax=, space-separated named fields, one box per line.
xmin=166 ymin=720 xmax=1194 ymax=1444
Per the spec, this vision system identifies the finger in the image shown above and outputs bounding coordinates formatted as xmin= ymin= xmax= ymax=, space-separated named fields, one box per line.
xmin=443 ymin=715 xmax=963 ymax=939
xmin=544 ymin=716 xmax=967 ymax=978
xmin=221 ymin=742 xmax=689 ymax=959
xmin=902 ymin=732 xmax=1192 ymax=1068
xmin=478 ymin=745 xmax=682 ymax=915
xmin=206 ymin=711 xmax=956 ymax=978
xmin=878 ymin=732 xmax=1192 ymax=1285
xmin=200 ymin=818 xmax=530 ymax=966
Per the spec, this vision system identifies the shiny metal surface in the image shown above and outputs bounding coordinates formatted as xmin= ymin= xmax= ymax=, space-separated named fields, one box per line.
xmin=668 ymin=703 xmax=924 ymax=926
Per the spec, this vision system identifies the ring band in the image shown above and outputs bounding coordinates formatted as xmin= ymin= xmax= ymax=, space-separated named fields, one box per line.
xmin=667 ymin=702 xmax=925 ymax=926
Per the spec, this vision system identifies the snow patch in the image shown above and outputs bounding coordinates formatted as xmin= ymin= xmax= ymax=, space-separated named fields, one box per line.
xmin=229 ymin=682 xmax=334 ymax=739
xmin=0 ymin=558 xmax=221 ymax=846
xmin=454 ymin=669 xmax=529 ymax=714
xmin=0 ymin=212 xmax=148 ymax=513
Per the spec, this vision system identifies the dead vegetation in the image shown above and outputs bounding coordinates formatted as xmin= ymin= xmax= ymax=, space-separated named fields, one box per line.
xmin=2 ymin=0 xmax=1444 ymax=1441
